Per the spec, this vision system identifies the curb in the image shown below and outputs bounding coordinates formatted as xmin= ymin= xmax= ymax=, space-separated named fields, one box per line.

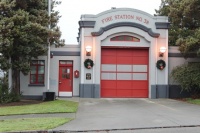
xmin=4 ymin=125 xmax=200 ymax=133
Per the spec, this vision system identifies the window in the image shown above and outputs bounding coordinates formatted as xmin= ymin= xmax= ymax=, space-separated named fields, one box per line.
xmin=30 ymin=60 xmax=45 ymax=84
xmin=110 ymin=35 xmax=140 ymax=42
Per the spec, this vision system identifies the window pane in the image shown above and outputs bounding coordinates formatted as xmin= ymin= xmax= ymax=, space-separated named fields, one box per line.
xmin=31 ymin=66 xmax=36 ymax=74
xmin=62 ymin=68 xmax=67 ymax=73
xmin=110 ymin=35 xmax=140 ymax=42
xmin=133 ymin=73 xmax=147 ymax=80
xmin=102 ymin=64 xmax=116 ymax=71
xmin=38 ymin=61 xmax=45 ymax=65
xmin=133 ymin=65 xmax=147 ymax=72
xmin=30 ymin=75 xmax=36 ymax=83
xmin=117 ymin=65 xmax=132 ymax=72
xmin=38 ymin=75 xmax=44 ymax=83
xmin=31 ymin=60 xmax=38 ymax=65
xmin=60 ymin=61 xmax=68 ymax=64
xmin=30 ymin=60 xmax=45 ymax=84
xmin=101 ymin=73 xmax=116 ymax=80
xmin=60 ymin=61 xmax=72 ymax=64
xmin=66 ymin=61 xmax=72 ymax=64
xmin=111 ymin=37 xmax=117 ymax=41
xmin=133 ymin=37 xmax=140 ymax=42
xmin=67 ymin=68 xmax=70 ymax=74
xmin=38 ymin=66 xmax=44 ymax=74
xmin=66 ymin=73 xmax=70 ymax=79
xmin=126 ymin=36 xmax=133 ymax=41
xmin=117 ymin=73 xmax=132 ymax=80
xmin=118 ymin=36 xmax=124 ymax=41
xmin=62 ymin=74 xmax=65 ymax=78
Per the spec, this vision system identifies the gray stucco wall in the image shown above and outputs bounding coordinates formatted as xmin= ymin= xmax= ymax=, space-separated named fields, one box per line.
xmin=79 ymin=84 xmax=100 ymax=98
xmin=167 ymin=46 xmax=200 ymax=98
xmin=20 ymin=45 xmax=81 ymax=98
xmin=151 ymin=85 xmax=169 ymax=99
xmin=168 ymin=46 xmax=200 ymax=84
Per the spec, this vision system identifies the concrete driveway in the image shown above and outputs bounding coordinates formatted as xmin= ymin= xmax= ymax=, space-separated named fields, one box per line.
xmin=54 ymin=98 xmax=200 ymax=132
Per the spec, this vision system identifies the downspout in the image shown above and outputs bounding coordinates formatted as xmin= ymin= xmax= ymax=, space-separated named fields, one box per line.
xmin=155 ymin=38 xmax=158 ymax=98
xmin=47 ymin=0 xmax=51 ymax=91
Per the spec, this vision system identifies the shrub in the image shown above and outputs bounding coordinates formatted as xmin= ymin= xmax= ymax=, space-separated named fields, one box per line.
xmin=0 ymin=80 xmax=21 ymax=104
xmin=171 ymin=63 xmax=200 ymax=98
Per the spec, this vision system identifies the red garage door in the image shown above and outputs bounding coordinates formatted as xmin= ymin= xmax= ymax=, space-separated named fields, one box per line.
xmin=101 ymin=48 xmax=148 ymax=98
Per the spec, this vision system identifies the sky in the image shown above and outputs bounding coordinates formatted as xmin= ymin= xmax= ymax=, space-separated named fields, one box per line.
xmin=55 ymin=0 xmax=162 ymax=44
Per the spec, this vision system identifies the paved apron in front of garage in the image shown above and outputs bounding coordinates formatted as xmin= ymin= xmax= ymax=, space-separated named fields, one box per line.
xmin=54 ymin=98 xmax=200 ymax=131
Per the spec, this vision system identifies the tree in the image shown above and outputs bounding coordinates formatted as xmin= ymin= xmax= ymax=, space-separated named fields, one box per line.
xmin=0 ymin=0 xmax=65 ymax=94
xmin=155 ymin=0 xmax=200 ymax=57
xmin=156 ymin=0 xmax=200 ymax=93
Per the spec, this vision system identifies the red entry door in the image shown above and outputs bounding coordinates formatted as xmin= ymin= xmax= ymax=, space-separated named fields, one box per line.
xmin=59 ymin=66 xmax=73 ymax=94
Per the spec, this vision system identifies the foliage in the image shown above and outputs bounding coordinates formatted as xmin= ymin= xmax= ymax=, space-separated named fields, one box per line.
xmin=186 ymin=98 xmax=200 ymax=104
xmin=0 ymin=0 xmax=65 ymax=93
xmin=155 ymin=0 xmax=200 ymax=58
xmin=157 ymin=0 xmax=200 ymax=94
xmin=84 ymin=59 xmax=94 ymax=69
xmin=0 ymin=100 xmax=78 ymax=116
xmin=0 ymin=117 xmax=72 ymax=132
xmin=156 ymin=59 xmax=166 ymax=70
xmin=171 ymin=63 xmax=200 ymax=92
xmin=0 ymin=75 xmax=21 ymax=103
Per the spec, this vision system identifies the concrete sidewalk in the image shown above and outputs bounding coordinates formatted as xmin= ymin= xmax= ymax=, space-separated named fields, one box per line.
xmin=54 ymin=98 xmax=200 ymax=132
xmin=0 ymin=113 xmax=76 ymax=120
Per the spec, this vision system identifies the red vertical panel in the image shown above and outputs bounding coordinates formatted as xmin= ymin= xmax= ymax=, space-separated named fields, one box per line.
xmin=101 ymin=80 xmax=116 ymax=89
xmin=101 ymin=90 xmax=117 ymax=97
xmin=117 ymin=81 xmax=132 ymax=89
xmin=133 ymin=49 xmax=148 ymax=56
xmin=132 ymin=81 xmax=148 ymax=89
xmin=132 ymin=90 xmax=148 ymax=98
xmin=102 ymin=48 xmax=117 ymax=64
xmin=132 ymin=57 xmax=148 ymax=64
xmin=102 ymin=56 xmax=117 ymax=64
xmin=102 ymin=49 xmax=117 ymax=55
xmin=117 ymin=49 xmax=133 ymax=56
xmin=117 ymin=90 xmax=132 ymax=97
xmin=117 ymin=57 xmax=132 ymax=64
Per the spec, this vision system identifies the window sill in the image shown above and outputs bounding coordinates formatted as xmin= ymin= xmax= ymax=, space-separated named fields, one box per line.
xmin=28 ymin=84 xmax=45 ymax=87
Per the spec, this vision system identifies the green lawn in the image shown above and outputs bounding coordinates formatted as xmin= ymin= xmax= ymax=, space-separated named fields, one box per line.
xmin=0 ymin=117 xmax=72 ymax=132
xmin=186 ymin=98 xmax=200 ymax=105
xmin=0 ymin=100 xmax=78 ymax=116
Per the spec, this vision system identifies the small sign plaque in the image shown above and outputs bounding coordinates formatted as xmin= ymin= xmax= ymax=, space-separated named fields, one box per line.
xmin=86 ymin=73 xmax=91 ymax=80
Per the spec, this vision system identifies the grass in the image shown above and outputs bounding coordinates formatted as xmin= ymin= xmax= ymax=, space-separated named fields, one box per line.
xmin=0 ymin=100 xmax=78 ymax=116
xmin=186 ymin=98 xmax=200 ymax=105
xmin=0 ymin=117 xmax=73 ymax=132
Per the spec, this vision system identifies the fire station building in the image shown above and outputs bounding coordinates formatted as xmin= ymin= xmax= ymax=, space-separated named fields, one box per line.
xmin=20 ymin=8 xmax=196 ymax=99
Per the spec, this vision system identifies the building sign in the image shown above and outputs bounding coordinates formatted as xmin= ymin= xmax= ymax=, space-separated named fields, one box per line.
xmin=86 ymin=73 xmax=91 ymax=80
xmin=101 ymin=14 xmax=149 ymax=25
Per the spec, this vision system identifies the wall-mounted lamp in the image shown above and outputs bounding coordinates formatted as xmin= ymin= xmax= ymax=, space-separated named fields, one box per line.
xmin=86 ymin=46 xmax=92 ymax=56
xmin=159 ymin=47 xmax=166 ymax=57
xmin=50 ymin=52 xmax=53 ymax=58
